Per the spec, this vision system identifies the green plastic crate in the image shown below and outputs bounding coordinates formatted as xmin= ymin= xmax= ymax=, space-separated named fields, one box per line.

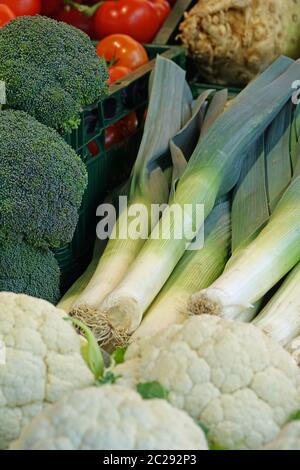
xmin=153 ymin=0 xmax=196 ymax=46
xmin=55 ymin=44 xmax=186 ymax=294
xmin=190 ymin=82 xmax=241 ymax=101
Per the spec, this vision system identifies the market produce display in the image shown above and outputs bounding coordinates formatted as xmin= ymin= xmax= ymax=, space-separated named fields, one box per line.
xmin=0 ymin=15 xmax=108 ymax=132
xmin=11 ymin=385 xmax=208 ymax=450
xmin=0 ymin=293 xmax=93 ymax=449
xmin=114 ymin=315 xmax=300 ymax=450
xmin=179 ymin=0 xmax=300 ymax=86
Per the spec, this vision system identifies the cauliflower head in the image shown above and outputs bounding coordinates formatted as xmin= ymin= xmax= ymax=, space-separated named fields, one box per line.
xmin=263 ymin=421 xmax=300 ymax=450
xmin=11 ymin=385 xmax=208 ymax=450
xmin=286 ymin=336 xmax=300 ymax=366
xmin=114 ymin=315 xmax=300 ymax=450
xmin=0 ymin=293 xmax=93 ymax=449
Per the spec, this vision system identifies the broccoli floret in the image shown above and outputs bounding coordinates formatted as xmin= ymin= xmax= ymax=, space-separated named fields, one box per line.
xmin=0 ymin=237 xmax=60 ymax=304
xmin=0 ymin=109 xmax=88 ymax=248
xmin=0 ymin=15 xmax=109 ymax=133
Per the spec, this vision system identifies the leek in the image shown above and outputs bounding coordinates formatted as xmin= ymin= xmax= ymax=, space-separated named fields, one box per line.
xmin=191 ymin=90 xmax=300 ymax=322
xmin=253 ymin=262 xmax=300 ymax=346
xmin=57 ymin=179 xmax=131 ymax=312
xmin=132 ymin=200 xmax=230 ymax=341
xmin=57 ymin=240 xmax=104 ymax=313
xmin=99 ymin=58 xmax=300 ymax=341
xmin=69 ymin=57 xmax=188 ymax=337
xmin=191 ymin=175 xmax=300 ymax=320
xmin=133 ymin=91 xmax=230 ymax=340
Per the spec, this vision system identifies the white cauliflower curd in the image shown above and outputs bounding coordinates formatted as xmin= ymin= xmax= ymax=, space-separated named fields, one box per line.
xmin=0 ymin=292 xmax=93 ymax=449
xmin=11 ymin=385 xmax=208 ymax=450
xmin=114 ymin=315 xmax=300 ymax=450
xmin=263 ymin=421 xmax=300 ymax=450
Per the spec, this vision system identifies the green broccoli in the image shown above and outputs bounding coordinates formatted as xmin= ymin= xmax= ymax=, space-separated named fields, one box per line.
xmin=0 ymin=237 xmax=60 ymax=304
xmin=0 ymin=109 xmax=88 ymax=248
xmin=0 ymin=15 xmax=109 ymax=133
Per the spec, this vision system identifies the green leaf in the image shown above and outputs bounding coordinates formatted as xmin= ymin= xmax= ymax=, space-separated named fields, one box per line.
xmin=197 ymin=420 xmax=210 ymax=437
xmin=290 ymin=409 xmax=300 ymax=421
xmin=136 ymin=381 xmax=168 ymax=400
xmin=98 ymin=371 xmax=119 ymax=385
xmin=111 ymin=346 xmax=127 ymax=365
xmin=209 ymin=443 xmax=229 ymax=451
xmin=65 ymin=317 xmax=104 ymax=381
xmin=196 ymin=420 xmax=230 ymax=450
xmin=231 ymin=135 xmax=269 ymax=253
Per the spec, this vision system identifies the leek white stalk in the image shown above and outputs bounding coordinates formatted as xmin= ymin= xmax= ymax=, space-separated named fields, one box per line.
xmin=69 ymin=57 xmax=188 ymax=336
xmin=253 ymin=262 xmax=300 ymax=345
xmin=57 ymin=179 xmax=131 ymax=312
xmin=191 ymin=176 xmax=300 ymax=320
xmin=132 ymin=200 xmax=231 ymax=340
xmin=57 ymin=239 xmax=105 ymax=312
xmin=99 ymin=58 xmax=300 ymax=341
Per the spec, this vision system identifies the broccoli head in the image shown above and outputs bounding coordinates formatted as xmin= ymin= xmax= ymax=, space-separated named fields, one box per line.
xmin=0 ymin=15 xmax=109 ymax=133
xmin=0 ymin=237 xmax=60 ymax=304
xmin=0 ymin=109 xmax=88 ymax=248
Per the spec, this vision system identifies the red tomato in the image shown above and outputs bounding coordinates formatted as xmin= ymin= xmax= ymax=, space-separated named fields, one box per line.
xmin=105 ymin=124 xmax=123 ymax=149
xmin=87 ymin=140 xmax=100 ymax=156
xmin=149 ymin=0 xmax=170 ymax=26
xmin=41 ymin=0 xmax=62 ymax=16
xmin=96 ymin=34 xmax=149 ymax=71
xmin=1 ymin=0 xmax=41 ymax=16
xmin=117 ymin=112 xmax=138 ymax=138
xmin=109 ymin=65 xmax=132 ymax=84
xmin=54 ymin=6 xmax=94 ymax=36
xmin=0 ymin=4 xmax=15 ymax=26
xmin=89 ymin=111 xmax=139 ymax=152
xmin=93 ymin=0 xmax=160 ymax=43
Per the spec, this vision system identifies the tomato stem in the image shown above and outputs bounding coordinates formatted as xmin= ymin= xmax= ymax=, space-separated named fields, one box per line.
xmin=64 ymin=0 xmax=103 ymax=17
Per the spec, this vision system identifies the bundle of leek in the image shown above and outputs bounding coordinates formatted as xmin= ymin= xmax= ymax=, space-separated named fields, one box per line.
xmin=190 ymin=64 xmax=300 ymax=321
xmin=68 ymin=57 xmax=203 ymax=342
xmin=191 ymin=175 xmax=300 ymax=320
xmin=97 ymin=57 xmax=300 ymax=343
